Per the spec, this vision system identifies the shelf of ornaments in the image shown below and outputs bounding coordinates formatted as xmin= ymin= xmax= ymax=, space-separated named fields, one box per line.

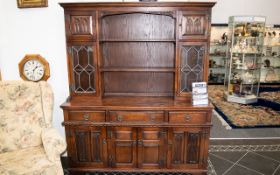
xmin=209 ymin=54 xmax=227 ymax=57
xmin=233 ymin=36 xmax=262 ymax=39
xmin=230 ymin=50 xmax=262 ymax=54
xmin=232 ymin=67 xmax=261 ymax=71
xmin=232 ymin=62 xmax=262 ymax=70
xmin=261 ymin=67 xmax=280 ymax=69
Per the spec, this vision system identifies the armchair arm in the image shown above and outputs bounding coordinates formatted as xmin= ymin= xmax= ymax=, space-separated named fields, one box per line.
xmin=41 ymin=128 xmax=66 ymax=162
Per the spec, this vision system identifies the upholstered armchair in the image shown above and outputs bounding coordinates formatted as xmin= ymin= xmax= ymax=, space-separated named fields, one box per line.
xmin=0 ymin=81 xmax=66 ymax=175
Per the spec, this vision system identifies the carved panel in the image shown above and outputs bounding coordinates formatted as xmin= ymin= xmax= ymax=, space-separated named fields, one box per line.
xmin=75 ymin=131 xmax=91 ymax=162
xmin=185 ymin=132 xmax=201 ymax=164
xmin=70 ymin=16 xmax=92 ymax=35
xmin=179 ymin=12 xmax=209 ymax=39
xmin=172 ymin=132 xmax=184 ymax=164
xmin=182 ymin=16 xmax=204 ymax=35
xmin=91 ymin=131 xmax=102 ymax=162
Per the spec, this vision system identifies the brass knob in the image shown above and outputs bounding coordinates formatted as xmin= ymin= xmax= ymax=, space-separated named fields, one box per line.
xmin=138 ymin=140 xmax=143 ymax=145
xmin=185 ymin=115 xmax=192 ymax=122
xmin=150 ymin=116 xmax=156 ymax=122
xmin=117 ymin=115 xmax=123 ymax=122
xmin=83 ymin=115 xmax=90 ymax=120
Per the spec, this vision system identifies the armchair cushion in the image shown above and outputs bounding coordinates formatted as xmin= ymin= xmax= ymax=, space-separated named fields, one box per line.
xmin=42 ymin=128 xmax=66 ymax=162
xmin=0 ymin=81 xmax=65 ymax=175
xmin=0 ymin=81 xmax=48 ymax=153
xmin=0 ymin=146 xmax=58 ymax=175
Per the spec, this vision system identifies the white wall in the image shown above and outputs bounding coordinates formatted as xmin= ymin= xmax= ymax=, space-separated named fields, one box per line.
xmin=0 ymin=0 xmax=280 ymax=136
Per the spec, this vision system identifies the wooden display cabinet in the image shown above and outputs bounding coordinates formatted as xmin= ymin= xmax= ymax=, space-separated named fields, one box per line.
xmin=61 ymin=2 xmax=215 ymax=174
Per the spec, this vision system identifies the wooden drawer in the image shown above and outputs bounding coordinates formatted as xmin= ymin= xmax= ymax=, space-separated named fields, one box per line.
xmin=169 ymin=111 xmax=207 ymax=124
xmin=109 ymin=111 xmax=164 ymax=123
xmin=69 ymin=111 xmax=105 ymax=122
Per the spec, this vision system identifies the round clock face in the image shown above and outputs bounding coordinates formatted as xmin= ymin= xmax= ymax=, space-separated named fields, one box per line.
xmin=23 ymin=59 xmax=45 ymax=81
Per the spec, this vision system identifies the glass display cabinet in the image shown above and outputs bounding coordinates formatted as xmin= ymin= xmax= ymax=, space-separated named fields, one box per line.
xmin=260 ymin=26 xmax=280 ymax=83
xmin=225 ymin=16 xmax=266 ymax=104
xmin=209 ymin=25 xmax=228 ymax=84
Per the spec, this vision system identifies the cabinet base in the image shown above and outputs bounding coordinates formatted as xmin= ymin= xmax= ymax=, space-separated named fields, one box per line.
xmin=65 ymin=169 xmax=207 ymax=175
xmin=225 ymin=93 xmax=258 ymax=104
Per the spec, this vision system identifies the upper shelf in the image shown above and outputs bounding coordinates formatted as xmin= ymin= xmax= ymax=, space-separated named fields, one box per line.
xmin=100 ymin=67 xmax=175 ymax=72
xmin=100 ymin=39 xmax=176 ymax=42
xmin=100 ymin=13 xmax=175 ymax=41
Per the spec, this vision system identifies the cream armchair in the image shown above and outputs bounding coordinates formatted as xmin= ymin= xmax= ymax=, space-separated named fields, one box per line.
xmin=0 ymin=81 xmax=66 ymax=175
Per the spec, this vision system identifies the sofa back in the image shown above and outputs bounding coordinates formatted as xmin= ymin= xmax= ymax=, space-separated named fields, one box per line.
xmin=0 ymin=81 xmax=53 ymax=153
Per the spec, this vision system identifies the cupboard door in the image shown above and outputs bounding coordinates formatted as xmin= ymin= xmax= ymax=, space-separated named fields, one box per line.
xmin=109 ymin=127 xmax=137 ymax=169
xmin=167 ymin=128 xmax=209 ymax=169
xmin=138 ymin=128 xmax=167 ymax=169
xmin=178 ymin=11 xmax=210 ymax=40
xmin=69 ymin=126 xmax=107 ymax=167
xmin=67 ymin=44 xmax=99 ymax=96
xmin=177 ymin=42 xmax=207 ymax=96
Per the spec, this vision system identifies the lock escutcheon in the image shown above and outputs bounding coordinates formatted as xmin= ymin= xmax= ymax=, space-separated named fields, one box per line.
xmin=83 ymin=115 xmax=90 ymax=120
xmin=117 ymin=115 xmax=123 ymax=122
xmin=150 ymin=116 xmax=156 ymax=122
xmin=185 ymin=114 xmax=192 ymax=122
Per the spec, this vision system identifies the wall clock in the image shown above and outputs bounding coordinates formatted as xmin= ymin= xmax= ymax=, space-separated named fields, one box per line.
xmin=18 ymin=54 xmax=50 ymax=82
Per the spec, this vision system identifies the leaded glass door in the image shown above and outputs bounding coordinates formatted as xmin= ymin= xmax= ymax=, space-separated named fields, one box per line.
xmin=68 ymin=44 xmax=99 ymax=96
xmin=177 ymin=42 xmax=207 ymax=96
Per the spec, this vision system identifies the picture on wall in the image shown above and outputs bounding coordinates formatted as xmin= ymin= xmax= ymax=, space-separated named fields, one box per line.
xmin=17 ymin=0 xmax=48 ymax=8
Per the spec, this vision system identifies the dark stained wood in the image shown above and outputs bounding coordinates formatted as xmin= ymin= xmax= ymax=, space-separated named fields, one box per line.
xmin=103 ymin=72 xmax=174 ymax=96
xmin=101 ymin=12 xmax=175 ymax=40
xmin=101 ymin=42 xmax=175 ymax=68
xmin=137 ymin=128 xmax=167 ymax=169
xmin=61 ymin=96 xmax=213 ymax=111
xmin=109 ymin=111 xmax=164 ymax=123
xmin=178 ymin=11 xmax=210 ymax=40
xmin=60 ymin=2 xmax=216 ymax=8
xmin=61 ymin=2 xmax=214 ymax=174
xmin=69 ymin=111 xmax=105 ymax=122
xmin=167 ymin=128 xmax=208 ymax=169
xmin=68 ymin=126 xmax=107 ymax=168
xmin=109 ymin=127 xmax=137 ymax=169
xmin=169 ymin=111 xmax=208 ymax=124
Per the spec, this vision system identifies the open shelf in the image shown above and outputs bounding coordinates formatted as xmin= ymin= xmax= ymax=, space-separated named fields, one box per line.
xmin=100 ymin=67 xmax=175 ymax=72
xmin=101 ymin=42 xmax=175 ymax=68
xmin=103 ymin=72 xmax=174 ymax=96
xmin=100 ymin=39 xmax=176 ymax=42
xmin=101 ymin=12 xmax=175 ymax=41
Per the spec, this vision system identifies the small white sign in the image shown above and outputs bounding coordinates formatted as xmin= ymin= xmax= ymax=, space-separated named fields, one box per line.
xmin=192 ymin=82 xmax=208 ymax=106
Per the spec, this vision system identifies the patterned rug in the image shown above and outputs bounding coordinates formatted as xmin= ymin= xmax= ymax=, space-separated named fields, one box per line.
xmin=208 ymin=85 xmax=280 ymax=128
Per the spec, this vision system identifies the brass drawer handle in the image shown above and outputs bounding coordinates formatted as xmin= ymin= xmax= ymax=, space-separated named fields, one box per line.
xmin=117 ymin=115 xmax=123 ymax=122
xmin=185 ymin=115 xmax=192 ymax=122
xmin=138 ymin=140 xmax=143 ymax=145
xmin=83 ymin=115 xmax=90 ymax=121
xmin=150 ymin=116 xmax=156 ymax=122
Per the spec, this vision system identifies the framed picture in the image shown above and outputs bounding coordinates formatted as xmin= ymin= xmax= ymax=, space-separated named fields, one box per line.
xmin=17 ymin=0 xmax=48 ymax=8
